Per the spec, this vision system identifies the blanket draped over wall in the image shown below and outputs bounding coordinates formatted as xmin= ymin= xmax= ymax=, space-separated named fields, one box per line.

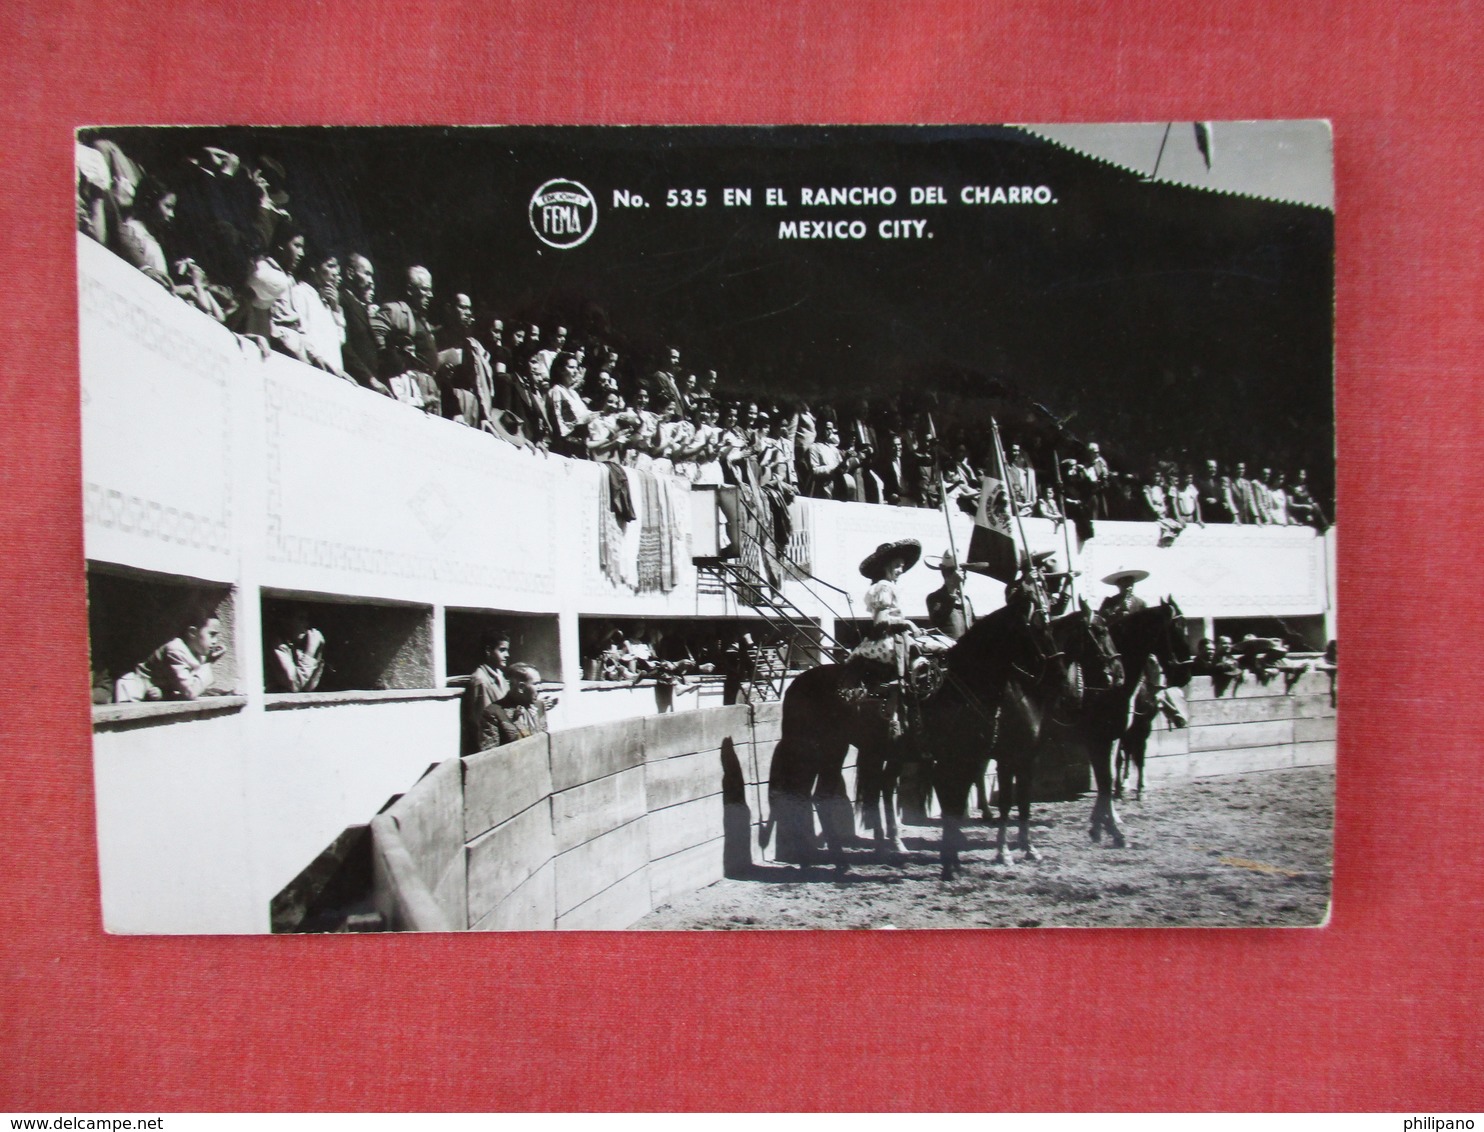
xmin=599 ymin=466 xmax=692 ymax=594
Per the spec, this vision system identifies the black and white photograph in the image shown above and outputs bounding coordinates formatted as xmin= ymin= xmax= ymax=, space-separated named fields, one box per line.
xmin=76 ymin=122 xmax=1336 ymax=933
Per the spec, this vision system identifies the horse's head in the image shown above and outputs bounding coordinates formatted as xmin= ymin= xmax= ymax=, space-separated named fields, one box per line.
xmin=1052 ymin=605 xmax=1125 ymax=692
xmin=1155 ymin=597 xmax=1194 ymax=687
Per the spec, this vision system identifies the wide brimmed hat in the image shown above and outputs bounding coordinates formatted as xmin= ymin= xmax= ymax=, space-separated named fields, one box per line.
xmin=924 ymin=548 xmax=960 ymax=571
xmin=860 ymin=539 xmax=921 ymax=580
xmin=1101 ymin=568 xmax=1150 ymax=586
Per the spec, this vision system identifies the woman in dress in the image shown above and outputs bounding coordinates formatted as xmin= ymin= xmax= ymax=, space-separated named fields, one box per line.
xmin=846 ymin=539 xmax=946 ymax=733
xmin=547 ymin=352 xmax=595 ymax=458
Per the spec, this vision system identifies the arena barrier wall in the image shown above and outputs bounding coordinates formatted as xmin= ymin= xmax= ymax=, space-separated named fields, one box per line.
xmin=1143 ymin=668 xmax=1337 ymax=780
xmin=370 ymin=701 xmax=858 ymax=930
xmin=371 ymin=676 xmax=1335 ymax=929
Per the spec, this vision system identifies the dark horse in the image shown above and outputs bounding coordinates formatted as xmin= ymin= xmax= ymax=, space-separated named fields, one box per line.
xmin=762 ymin=655 xmax=906 ymax=865
xmin=923 ymin=603 xmax=1128 ymax=878
xmin=1070 ymin=600 xmax=1193 ymax=846
xmin=919 ymin=604 xmax=1079 ymax=878
xmin=763 ymin=605 xmax=1058 ymax=868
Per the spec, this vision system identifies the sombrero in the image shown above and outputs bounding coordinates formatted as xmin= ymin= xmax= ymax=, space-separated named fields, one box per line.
xmin=1101 ymin=568 xmax=1150 ymax=586
xmin=860 ymin=539 xmax=921 ymax=580
xmin=923 ymin=548 xmax=960 ymax=571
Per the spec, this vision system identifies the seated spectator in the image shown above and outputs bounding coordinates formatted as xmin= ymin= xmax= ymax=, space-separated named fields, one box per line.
xmin=114 ymin=616 xmax=227 ymax=703
xmin=339 ymin=253 xmax=391 ymax=396
xmin=594 ymin=630 xmax=639 ymax=681
xmin=1140 ymin=472 xmax=1169 ymax=521
xmin=490 ymin=663 xmax=550 ymax=744
xmin=692 ymin=404 xmax=725 ymax=485
xmin=1196 ymin=459 xmax=1223 ymax=521
xmin=586 ymin=391 xmax=640 ymax=465
xmin=267 ymin=609 xmax=326 ymax=693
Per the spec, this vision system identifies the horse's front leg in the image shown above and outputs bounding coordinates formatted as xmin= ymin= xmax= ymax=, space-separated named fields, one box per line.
xmin=992 ymin=762 xmax=1015 ymax=867
xmin=941 ymin=812 xmax=963 ymax=880
xmin=1088 ymin=740 xmax=1127 ymax=847
xmin=1015 ymin=764 xmax=1041 ymax=861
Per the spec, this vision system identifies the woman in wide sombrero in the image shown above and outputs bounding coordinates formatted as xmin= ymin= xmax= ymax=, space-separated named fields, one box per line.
xmin=847 ymin=539 xmax=948 ymax=703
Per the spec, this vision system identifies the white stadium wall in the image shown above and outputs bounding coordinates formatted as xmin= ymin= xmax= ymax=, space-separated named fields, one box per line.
xmin=80 ymin=236 xmax=1338 ymax=933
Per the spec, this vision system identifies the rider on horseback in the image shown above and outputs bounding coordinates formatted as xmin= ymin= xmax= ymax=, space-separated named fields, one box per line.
xmin=846 ymin=539 xmax=948 ymax=735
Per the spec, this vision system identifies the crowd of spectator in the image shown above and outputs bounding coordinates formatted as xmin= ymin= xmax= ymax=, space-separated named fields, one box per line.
xmin=77 ymin=136 xmax=1331 ymax=534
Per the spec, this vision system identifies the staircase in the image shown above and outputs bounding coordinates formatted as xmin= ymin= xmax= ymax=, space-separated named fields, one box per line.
xmin=694 ymin=490 xmax=853 ymax=701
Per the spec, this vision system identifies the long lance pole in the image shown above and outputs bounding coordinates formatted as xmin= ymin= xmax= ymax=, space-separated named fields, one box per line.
xmin=1052 ymin=448 xmax=1079 ymax=607
xmin=990 ymin=417 xmax=1045 ymax=607
xmin=927 ymin=414 xmax=960 ymax=573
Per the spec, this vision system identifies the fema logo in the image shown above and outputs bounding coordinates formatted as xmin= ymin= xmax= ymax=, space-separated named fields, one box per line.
xmin=528 ymin=178 xmax=598 ymax=249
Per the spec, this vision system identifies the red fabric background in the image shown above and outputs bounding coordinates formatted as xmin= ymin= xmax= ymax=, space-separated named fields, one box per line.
xmin=2 ymin=0 xmax=1480 ymax=1112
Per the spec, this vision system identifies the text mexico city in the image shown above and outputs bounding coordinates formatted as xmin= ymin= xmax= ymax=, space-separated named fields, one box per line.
xmin=774 ymin=184 xmax=1057 ymax=240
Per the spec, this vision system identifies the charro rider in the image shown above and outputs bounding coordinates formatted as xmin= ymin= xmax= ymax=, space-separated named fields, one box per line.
xmin=924 ymin=549 xmax=975 ymax=641
xmin=846 ymin=539 xmax=948 ymax=733
xmin=1098 ymin=568 xmax=1149 ymax=625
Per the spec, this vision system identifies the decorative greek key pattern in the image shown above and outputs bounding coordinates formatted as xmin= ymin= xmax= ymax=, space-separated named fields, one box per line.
xmin=263 ymin=374 xmax=556 ymax=592
xmin=79 ymin=259 xmax=234 ymax=554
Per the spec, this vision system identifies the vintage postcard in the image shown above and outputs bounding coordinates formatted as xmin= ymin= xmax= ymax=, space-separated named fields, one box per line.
xmin=77 ymin=122 xmax=1335 ymax=932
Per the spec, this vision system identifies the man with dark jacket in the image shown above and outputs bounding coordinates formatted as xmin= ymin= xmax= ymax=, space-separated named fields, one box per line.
xmin=340 ymin=254 xmax=391 ymax=396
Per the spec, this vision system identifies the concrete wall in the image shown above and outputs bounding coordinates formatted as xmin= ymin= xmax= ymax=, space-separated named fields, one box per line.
xmin=93 ymin=692 xmax=459 ymax=933
xmin=372 ymin=703 xmax=806 ymax=930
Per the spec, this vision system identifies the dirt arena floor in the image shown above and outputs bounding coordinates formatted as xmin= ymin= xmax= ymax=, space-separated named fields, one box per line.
xmin=636 ymin=764 xmax=1334 ymax=929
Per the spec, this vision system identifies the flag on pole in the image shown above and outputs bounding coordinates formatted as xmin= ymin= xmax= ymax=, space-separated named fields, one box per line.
xmin=966 ymin=471 xmax=1019 ymax=582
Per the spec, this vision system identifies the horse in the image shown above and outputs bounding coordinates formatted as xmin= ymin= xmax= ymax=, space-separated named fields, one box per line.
xmin=921 ymin=603 xmax=1074 ymax=879
xmin=1072 ymin=599 xmax=1193 ymax=845
xmin=762 ymin=658 xmax=907 ymax=866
